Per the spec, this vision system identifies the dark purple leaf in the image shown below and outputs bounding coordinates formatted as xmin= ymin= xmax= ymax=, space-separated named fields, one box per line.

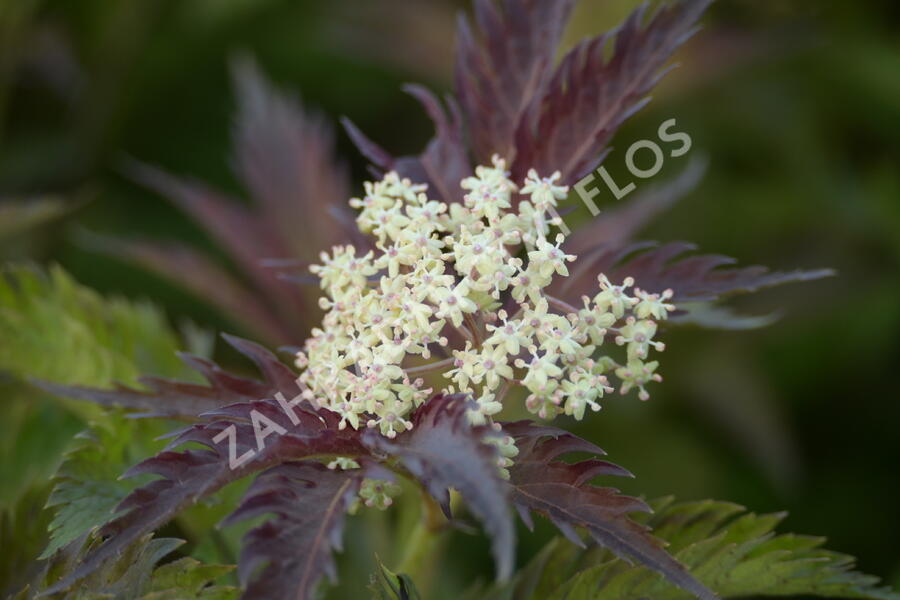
xmin=231 ymin=55 xmax=355 ymax=258
xmin=125 ymin=161 xmax=285 ymax=285
xmin=112 ymin=57 xmax=363 ymax=344
xmin=38 ymin=335 xmax=366 ymax=595
xmin=454 ymin=0 xmax=578 ymax=163
xmin=404 ymin=85 xmax=471 ymax=204
xmin=558 ymin=240 xmax=834 ymax=303
xmin=33 ymin=335 xmax=290 ymax=420
xmin=564 ymin=156 xmax=707 ymax=255
xmin=341 ymin=86 xmax=470 ymax=204
xmin=364 ymin=394 xmax=515 ymax=580
xmin=512 ymin=0 xmax=712 ymax=183
xmin=74 ymin=230 xmax=287 ymax=343
xmin=504 ymin=421 xmax=718 ymax=600
xmin=124 ymin=160 xmax=313 ymax=344
xmin=224 ymin=461 xmax=386 ymax=600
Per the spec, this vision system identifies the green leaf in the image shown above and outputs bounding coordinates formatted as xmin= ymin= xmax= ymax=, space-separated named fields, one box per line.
xmin=0 ymin=484 xmax=54 ymax=598
xmin=368 ymin=556 xmax=421 ymax=600
xmin=38 ymin=533 xmax=235 ymax=599
xmin=507 ymin=498 xmax=900 ymax=600
xmin=13 ymin=524 xmax=236 ymax=599
xmin=140 ymin=557 xmax=237 ymax=600
xmin=40 ymin=416 xmax=146 ymax=559
xmin=0 ymin=265 xmax=199 ymax=566
xmin=0 ymin=382 xmax=83 ymax=505
xmin=33 ymin=534 xmax=184 ymax=599
xmin=0 ymin=263 xmax=189 ymax=392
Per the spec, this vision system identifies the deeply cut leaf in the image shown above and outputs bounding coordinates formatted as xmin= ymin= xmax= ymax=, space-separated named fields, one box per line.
xmin=504 ymin=421 xmax=717 ymax=600
xmin=39 ymin=335 xmax=364 ymax=596
xmin=0 ymin=264 xmax=187 ymax=389
xmin=368 ymin=556 xmax=422 ymax=600
xmin=558 ymin=241 xmax=834 ymax=303
xmin=499 ymin=499 xmax=900 ymax=600
xmin=223 ymin=461 xmax=377 ymax=600
xmin=364 ymin=394 xmax=516 ymax=580
xmin=454 ymin=0 xmax=578 ymax=164
xmin=342 ymin=85 xmax=470 ymax=204
xmin=512 ymin=0 xmax=712 ymax=183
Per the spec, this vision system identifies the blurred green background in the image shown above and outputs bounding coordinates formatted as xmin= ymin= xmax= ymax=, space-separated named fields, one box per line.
xmin=1 ymin=0 xmax=898 ymax=598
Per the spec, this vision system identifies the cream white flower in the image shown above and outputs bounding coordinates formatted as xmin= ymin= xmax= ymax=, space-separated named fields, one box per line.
xmin=634 ymin=288 xmax=676 ymax=320
xmin=298 ymin=157 xmax=676 ymax=472
xmin=433 ymin=279 xmax=478 ymax=327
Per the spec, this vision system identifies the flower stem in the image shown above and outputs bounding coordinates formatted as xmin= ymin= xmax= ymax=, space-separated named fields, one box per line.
xmin=464 ymin=312 xmax=484 ymax=346
xmin=397 ymin=491 xmax=449 ymax=582
xmin=404 ymin=357 xmax=455 ymax=376
xmin=545 ymin=294 xmax=580 ymax=314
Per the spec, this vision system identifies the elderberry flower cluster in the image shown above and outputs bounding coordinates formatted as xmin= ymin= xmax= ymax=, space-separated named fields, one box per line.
xmin=297 ymin=156 xmax=674 ymax=471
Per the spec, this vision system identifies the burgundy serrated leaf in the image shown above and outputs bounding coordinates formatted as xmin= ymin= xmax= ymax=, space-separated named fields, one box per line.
xmin=33 ymin=336 xmax=286 ymax=420
xmin=563 ymin=157 xmax=708 ymax=255
xmin=102 ymin=57 xmax=360 ymax=345
xmin=512 ymin=0 xmax=712 ymax=183
xmin=505 ymin=421 xmax=718 ymax=600
xmin=454 ymin=0 xmax=578 ymax=164
xmin=74 ymin=233 xmax=288 ymax=343
xmin=341 ymin=85 xmax=470 ymax=204
xmin=38 ymin=336 xmax=366 ymax=596
xmin=364 ymin=394 xmax=515 ymax=580
xmin=231 ymin=55 xmax=355 ymax=256
xmin=222 ymin=461 xmax=381 ymax=600
xmin=558 ymin=240 xmax=834 ymax=303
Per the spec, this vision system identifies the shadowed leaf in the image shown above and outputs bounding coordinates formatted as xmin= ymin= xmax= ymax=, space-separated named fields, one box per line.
xmin=231 ymin=55 xmax=353 ymax=258
xmin=0 ymin=196 xmax=71 ymax=240
xmin=364 ymin=394 xmax=515 ymax=580
xmin=342 ymin=85 xmax=470 ymax=204
xmin=512 ymin=0 xmax=712 ymax=183
xmin=110 ymin=57 xmax=359 ymax=344
xmin=501 ymin=498 xmax=900 ymax=600
xmin=74 ymin=230 xmax=287 ymax=343
xmin=454 ymin=0 xmax=578 ymax=164
xmin=564 ymin=157 xmax=708 ymax=255
xmin=38 ymin=335 xmax=364 ymax=596
xmin=559 ymin=241 xmax=834 ymax=303
xmin=504 ymin=421 xmax=718 ymax=600
xmin=223 ymin=461 xmax=377 ymax=600
xmin=368 ymin=556 xmax=421 ymax=600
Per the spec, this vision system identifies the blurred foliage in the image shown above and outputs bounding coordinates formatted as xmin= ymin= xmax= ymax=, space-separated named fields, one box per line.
xmin=474 ymin=498 xmax=900 ymax=600
xmin=0 ymin=0 xmax=898 ymax=599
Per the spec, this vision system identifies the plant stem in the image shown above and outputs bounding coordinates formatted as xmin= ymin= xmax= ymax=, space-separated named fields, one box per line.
xmin=397 ymin=491 xmax=448 ymax=580
xmin=404 ymin=357 xmax=455 ymax=376
xmin=464 ymin=312 xmax=484 ymax=346
xmin=545 ymin=294 xmax=580 ymax=314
